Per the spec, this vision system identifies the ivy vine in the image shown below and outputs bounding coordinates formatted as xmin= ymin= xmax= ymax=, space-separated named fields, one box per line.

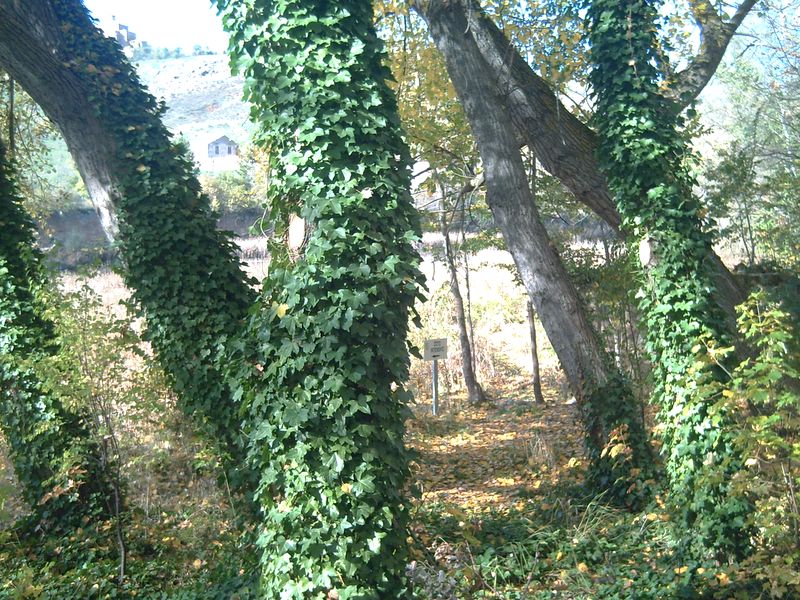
xmin=588 ymin=0 xmax=750 ymax=559
xmin=0 ymin=140 xmax=111 ymax=527
xmin=47 ymin=0 xmax=258 ymax=495
xmin=215 ymin=0 xmax=425 ymax=596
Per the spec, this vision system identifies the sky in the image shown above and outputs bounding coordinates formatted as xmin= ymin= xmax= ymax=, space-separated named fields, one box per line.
xmin=83 ymin=0 xmax=228 ymax=52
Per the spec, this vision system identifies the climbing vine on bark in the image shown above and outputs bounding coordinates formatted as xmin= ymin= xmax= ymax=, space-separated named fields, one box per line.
xmin=588 ymin=0 xmax=750 ymax=559
xmin=41 ymin=0 xmax=257 ymax=493
xmin=215 ymin=0 xmax=425 ymax=596
xmin=0 ymin=140 xmax=111 ymax=527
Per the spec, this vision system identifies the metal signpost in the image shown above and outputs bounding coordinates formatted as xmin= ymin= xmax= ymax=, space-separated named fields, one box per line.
xmin=423 ymin=338 xmax=447 ymax=416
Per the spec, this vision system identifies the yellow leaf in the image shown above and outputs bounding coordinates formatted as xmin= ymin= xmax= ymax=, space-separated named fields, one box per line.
xmin=674 ymin=566 xmax=688 ymax=574
xmin=445 ymin=507 xmax=468 ymax=520
xmin=192 ymin=559 xmax=203 ymax=570
xmin=716 ymin=572 xmax=731 ymax=585
xmin=276 ymin=303 xmax=288 ymax=318
xmin=136 ymin=164 xmax=148 ymax=173
xmin=341 ymin=483 xmax=352 ymax=494
xmin=577 ymin=562 xmax=589 ymax=573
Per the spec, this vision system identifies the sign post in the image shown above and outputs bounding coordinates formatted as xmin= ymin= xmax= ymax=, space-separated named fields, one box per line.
xmin=423 ymin=338 xmax=448 ymax=416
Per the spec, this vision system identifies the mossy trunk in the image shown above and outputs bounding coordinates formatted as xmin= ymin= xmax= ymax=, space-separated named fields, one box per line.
xmin=589 ymin=0 xmax=750 ymax=559
xmin=215 ymin=0 xmax=425 ymax=595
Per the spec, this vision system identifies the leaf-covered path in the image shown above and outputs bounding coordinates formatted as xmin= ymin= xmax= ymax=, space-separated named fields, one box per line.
xmin=407 ymin=375 xmax=587 ymax=512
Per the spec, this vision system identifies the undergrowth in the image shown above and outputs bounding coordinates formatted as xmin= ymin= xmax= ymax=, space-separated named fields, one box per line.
xmin=2 ymin=275 xmax=798 ymax=598
xmin=0 ymin=514 xmax=257 ymax=600
xmin=408 ymin=495 xmax=765 ymax=599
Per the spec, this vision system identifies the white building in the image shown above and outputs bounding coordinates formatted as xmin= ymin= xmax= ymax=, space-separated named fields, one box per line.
xmin=208 ymin=135 xmax=238 ymax=158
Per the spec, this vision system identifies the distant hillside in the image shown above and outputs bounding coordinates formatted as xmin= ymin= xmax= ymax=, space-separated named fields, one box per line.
xmin=135 ymin=54 xmax=251 ymax=172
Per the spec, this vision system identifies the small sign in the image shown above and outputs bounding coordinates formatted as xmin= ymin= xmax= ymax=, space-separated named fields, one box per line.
xmin=423 ymin=338 xmax=448 ymax=361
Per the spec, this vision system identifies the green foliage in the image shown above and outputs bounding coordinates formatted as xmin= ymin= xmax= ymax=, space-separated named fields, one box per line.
xmin=705 ymin=142 xmax=800 ymax=271
xmin=556 ymin=242 xmax=655 ymax=505
xmin=0 ymin=140 xmax=111 ymax=527
xmin=0 ymin=513 xmax=259 ymax=600
xmin=199 ymin=169 xmax=260 ymax=212
xmin=703 ymin=54 xmax=800 ymax=271
xmin=0 ymin=76 xmax=89 ymax=222
xmin=718 ymin=290 xmax=800 ymax=596
xmin=46 ymin=0 xmax=258 ymax=494
xmin=409 ymin=496 xmax=747 ymax=599
xmin=1 ymin=272 xmax=261 ymax=599
xmin=588 ymin=0 xmax=750 ymax=558
xmin=216 ymin=0 xmax=425 ymax=595
xmin=562 ymin=244 xmax=649 ymax=396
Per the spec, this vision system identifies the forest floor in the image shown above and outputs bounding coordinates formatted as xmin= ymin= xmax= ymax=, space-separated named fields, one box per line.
xmin=1 ymin=261 xmax=749 ymax=599
xmin=403 ymin=384 xmax=647 ymax=600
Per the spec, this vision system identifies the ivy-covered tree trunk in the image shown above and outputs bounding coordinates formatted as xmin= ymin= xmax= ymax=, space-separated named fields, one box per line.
xmin=0 ymin=140 xmax=112 ymax=527
xmin=215 ymin=0 xmax=424 ymax=596
xmin=418 ymin=0 xmax=652 ymax=504
xmin=588 ymin=0 xmax=750 ymax=559
xmin=0 ymin=0 xmax=257 ymax=493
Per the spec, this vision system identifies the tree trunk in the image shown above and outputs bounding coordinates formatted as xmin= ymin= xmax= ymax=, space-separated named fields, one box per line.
xmin=0 ymin=0 xmax=257 ymax=494
xmin=419 ymin=0 xmax=648 ymax=474
xmin=460 ymin=206 xmax=479 ymax=378
xmin=438 ymin=184 xmax=486 ymax=404
xmin=214 ymin=0 xmax=424 ymax=592
xmin=527 ymin=301 xmax=545 ymax=405
xmin=0 ymin=1 xmax=119 ymax=239
xmin=588 ymin=0 xmax=750 ymax=557
xmin=450 ymin=0 xmax=747 ymax=333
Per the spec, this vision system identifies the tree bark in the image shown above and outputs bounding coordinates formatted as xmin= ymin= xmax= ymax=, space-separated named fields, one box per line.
xmin=445 ymin=0 xmax=748 ymax=331
xmin=0 ymin=1 xmax=119 ymax=238
xmin=6 ymin=77 xmax=13 ymax=157
xmin=665 ymin=0 xmax=759 ymax=106
xmin=419 ymin=0 xmax=630 ymax=452
xmin=438 ymin=183 xmax=487 ymax=404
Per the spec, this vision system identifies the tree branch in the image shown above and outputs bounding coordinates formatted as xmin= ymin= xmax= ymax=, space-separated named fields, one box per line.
xmin=667 ymin=0 xmax=760 ymax=105
xmin=411 ymin=0 xmax=748 ymax=338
